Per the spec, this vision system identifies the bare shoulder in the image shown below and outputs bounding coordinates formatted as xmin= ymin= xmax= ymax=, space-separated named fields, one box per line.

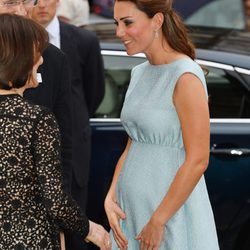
xmin=175 ymin=72 xmax=206 ymax=96
xmin=173 ymin=72 xmax=208 ymax=108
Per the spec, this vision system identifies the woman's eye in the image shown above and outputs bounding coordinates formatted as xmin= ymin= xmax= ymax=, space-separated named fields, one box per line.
xmin=124 ymin=20 xmax=133 ymax=26
xmin=114 ymin=20 xmax=118 ymax=26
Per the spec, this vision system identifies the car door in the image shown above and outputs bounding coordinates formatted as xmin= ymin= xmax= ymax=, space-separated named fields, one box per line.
xmin=197 ymin=61 xmax=250 ymax=250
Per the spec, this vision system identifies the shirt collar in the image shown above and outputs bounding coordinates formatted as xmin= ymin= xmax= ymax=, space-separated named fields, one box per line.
xmin=46 ymin=16 xmax=61 ymax=49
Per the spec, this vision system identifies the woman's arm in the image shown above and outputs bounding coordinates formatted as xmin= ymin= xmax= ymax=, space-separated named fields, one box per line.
xmin=33 ymin=111 xmax=89 ymax=238
xmin=153 ymin=72 xmax=210 ymax=224
xmin=33 ymin=111 xmax=110 ymax=249
xmin=137 ymin=73 xmax=210 ymax=249
xmin=155 ymin=73 xmax=210 ymax=224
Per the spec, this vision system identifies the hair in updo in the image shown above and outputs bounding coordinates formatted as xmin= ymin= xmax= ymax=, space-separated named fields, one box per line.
xmin=115 ymin=0 xmax=195 ymax=60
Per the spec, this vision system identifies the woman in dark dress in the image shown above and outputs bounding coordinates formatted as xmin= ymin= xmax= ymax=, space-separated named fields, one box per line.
xmin=0 ymin=13 xmax=111 ymax=250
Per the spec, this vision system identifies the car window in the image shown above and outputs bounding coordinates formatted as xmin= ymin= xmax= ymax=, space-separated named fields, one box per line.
xmin=185 ymin=0 xmax=246 ymax=29
xmin=206 ymin=67 xmax=250 ymax=118
xmin=94 ymin=54 xmax=145 ymax=118
xmin=94 ymin=55 xmax=250 ymax=119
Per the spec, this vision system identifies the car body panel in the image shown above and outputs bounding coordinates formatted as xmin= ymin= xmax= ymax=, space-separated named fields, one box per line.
xmin=88 ymin=119 xmax=250 ymax=250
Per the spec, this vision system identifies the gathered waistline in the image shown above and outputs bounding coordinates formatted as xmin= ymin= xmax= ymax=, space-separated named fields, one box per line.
xmin=131 ymin=139 xmax=183 ymax=150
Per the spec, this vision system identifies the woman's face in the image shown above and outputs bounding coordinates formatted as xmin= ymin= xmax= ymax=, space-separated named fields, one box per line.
xmin=114 ymin=1 xmax=156 ymax=55
xmin=27 ymin=55 xmax=43 ymax=88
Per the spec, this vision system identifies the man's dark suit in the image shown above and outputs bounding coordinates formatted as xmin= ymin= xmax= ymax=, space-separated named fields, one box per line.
xmin=60 ymin=21 xmax=104 ymax=190
xmin=24 ymin=44 xmax=72 ymax=193
xmin=59 ymin=21 xmax=105 ymax=250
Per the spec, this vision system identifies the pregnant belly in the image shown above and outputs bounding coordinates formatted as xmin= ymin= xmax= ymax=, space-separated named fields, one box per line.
xmin=116 ymin=142 xmax=184 ymax=208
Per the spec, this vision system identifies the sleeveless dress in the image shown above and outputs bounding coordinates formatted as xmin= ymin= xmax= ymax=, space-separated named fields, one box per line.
xmin=112 ymin=58 xmax=219 ymax=250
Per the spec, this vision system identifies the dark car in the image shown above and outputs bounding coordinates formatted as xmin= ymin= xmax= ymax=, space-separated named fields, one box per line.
xmin=91 ymin=0 xmax=247 ymax=29
xmin=85 ymin=23 xmax=250 ymax=250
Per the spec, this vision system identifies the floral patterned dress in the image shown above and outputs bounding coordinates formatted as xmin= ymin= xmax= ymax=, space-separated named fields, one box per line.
xmin=0 ymin=94 xmax=89 ymax=249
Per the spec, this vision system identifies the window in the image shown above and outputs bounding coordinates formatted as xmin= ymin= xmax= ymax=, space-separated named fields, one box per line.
xmin=206 ymin=67 xmax=250 ymax=118
xmin=94 ymin=54 xmax=250 ymax=119
xmin=94 ymin=54 xmax=145 ymax=118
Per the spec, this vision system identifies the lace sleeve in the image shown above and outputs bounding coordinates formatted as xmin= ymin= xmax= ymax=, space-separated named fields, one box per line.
xmin=33 ymin=110 xmax=89 ymax=238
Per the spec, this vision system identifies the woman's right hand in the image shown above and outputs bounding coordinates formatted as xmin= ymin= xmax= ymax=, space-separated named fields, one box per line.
xmin=85 ymin=220 xmax=111 ymax=250
xmin=104 ymin=195 xmax=128 ymax=250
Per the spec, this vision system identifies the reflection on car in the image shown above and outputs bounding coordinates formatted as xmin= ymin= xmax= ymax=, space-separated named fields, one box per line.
xmin=92 ymin=0 xmax=246 ymax=29
xmin=185 ymin=0 xmax=246 ymax=29
xmin=86 ymin=23 xmax=250 ymax=250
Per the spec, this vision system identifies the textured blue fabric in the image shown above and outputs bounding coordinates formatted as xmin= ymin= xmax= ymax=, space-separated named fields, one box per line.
xmin=112 ymin=58 xmax=219 ymax=250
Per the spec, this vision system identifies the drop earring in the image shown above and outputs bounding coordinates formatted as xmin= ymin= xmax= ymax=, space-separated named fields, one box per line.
xmin=154 ymin=30 xmax=159 ymax=39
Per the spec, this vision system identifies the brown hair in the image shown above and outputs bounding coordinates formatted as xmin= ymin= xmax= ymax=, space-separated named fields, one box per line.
xmin=115 ymin=0 xmax=195 ymax=60
xmin=0 ymin=14 xmax=49 ymax=90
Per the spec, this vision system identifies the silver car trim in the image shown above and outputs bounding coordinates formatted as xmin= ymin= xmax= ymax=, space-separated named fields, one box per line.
xmin=101 ymin=50 xmax=237 ymax=72
xmin=90 ymin=118 xmax=250 ymax=123
xmin=195 ymin=59 xmax=234 ymax=71
xmin=102 ymin=51 xmax=250 ymax=75
xmin=90 ymin=118 xmax=120 ymax=122
xmin=101 ymin=50 xmax=145 ymax=58
xmin=210 ymin=119 xmax=250 ymax=123
xmin=234 ymin=67 xmax=250 ymax=75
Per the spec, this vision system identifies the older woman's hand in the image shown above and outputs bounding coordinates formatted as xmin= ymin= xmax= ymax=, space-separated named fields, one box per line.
xmin=85 ymin=220 xmax=112 ymax=250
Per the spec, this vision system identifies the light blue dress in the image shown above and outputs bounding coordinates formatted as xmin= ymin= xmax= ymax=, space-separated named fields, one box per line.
xmin=112 ymin=58 xmax=219 ymax=250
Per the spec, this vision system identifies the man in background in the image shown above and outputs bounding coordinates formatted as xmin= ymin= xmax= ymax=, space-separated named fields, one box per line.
xmin=57 ymin=0 xmax=89 ymax=27
xmin=31 ymin=0 xmax=105 ymax=249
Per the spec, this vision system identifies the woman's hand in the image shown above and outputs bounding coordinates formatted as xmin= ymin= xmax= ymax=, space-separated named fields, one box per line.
xmin=85 ymin=220 xmax=112 ymax=250
xmin=135 ymin=216 xmax=165 ymax=250
xmin=104 ymin=195 xmax=128 ymax=250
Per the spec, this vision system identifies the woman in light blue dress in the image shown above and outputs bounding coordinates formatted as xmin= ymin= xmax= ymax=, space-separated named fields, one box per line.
xmin=104 ymin=0 xmax=219 ymax=249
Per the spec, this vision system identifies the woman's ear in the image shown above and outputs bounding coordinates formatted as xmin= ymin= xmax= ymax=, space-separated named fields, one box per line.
xmin=152 ymin=12 xmax=164 ymax=31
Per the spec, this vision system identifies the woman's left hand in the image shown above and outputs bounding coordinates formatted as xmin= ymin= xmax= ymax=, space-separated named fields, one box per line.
xmin=135 ymin=217 xmax=165 ymax=250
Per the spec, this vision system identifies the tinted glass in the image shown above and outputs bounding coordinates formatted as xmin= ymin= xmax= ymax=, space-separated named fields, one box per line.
xmin=94 ymin=55 xmax=145 ymax=118
xmin=206 ymin=67 xmax=250 ymax=118
xmin=94 ymin=55 xmax=250 ymax=119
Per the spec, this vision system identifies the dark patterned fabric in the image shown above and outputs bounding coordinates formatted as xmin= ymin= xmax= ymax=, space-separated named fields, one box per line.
xmin=0 ymin=94 xmax=89 ymax=249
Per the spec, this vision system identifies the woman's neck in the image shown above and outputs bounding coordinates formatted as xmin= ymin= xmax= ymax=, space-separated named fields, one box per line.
xmin=0 ymin=88 xmax=24 ymax=96
xmin=145 ymin=38 xmax=188 ymax=65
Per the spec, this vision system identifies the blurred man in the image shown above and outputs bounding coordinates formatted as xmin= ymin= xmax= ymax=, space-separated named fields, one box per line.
xmin=0 ymin=0 xmax=73 ymax=192
xmin=57 ymin=0 xmax=89 ymax=27
xmin=31 ymin=1 xmax=105 ymax=249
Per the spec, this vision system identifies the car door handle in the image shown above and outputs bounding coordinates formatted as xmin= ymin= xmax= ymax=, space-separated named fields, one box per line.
xmin=210 ymin=148 xmax=250 ymax=156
